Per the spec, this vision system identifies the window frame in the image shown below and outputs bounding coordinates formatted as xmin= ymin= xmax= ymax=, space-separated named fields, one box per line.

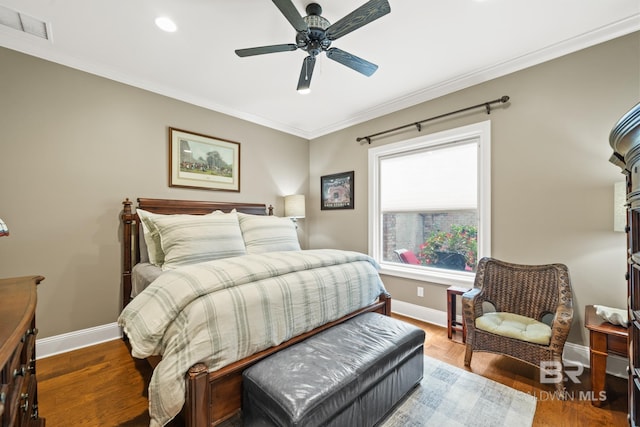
xmin=368 ymin=120 xmax=491 ymax=286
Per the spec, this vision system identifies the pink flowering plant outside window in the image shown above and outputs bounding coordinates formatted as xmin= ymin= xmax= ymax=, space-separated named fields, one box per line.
xmin=418 ymin=225 xmax=478 ymax=271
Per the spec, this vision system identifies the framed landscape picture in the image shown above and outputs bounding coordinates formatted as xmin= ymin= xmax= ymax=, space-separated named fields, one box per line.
xmin=321 ymin=171 xmax=354 ymax=210
xmin=169 ymin=127 xmax=240 ymax=192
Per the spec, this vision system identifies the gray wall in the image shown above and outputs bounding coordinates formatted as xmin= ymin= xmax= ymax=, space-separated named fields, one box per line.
xmin=0 ymin=47 xmax=309 ymax=339
xmin=309 ymin=32 xmax=640 ymax=346
xmin=1 ymin=32 xmax=638 ymax=348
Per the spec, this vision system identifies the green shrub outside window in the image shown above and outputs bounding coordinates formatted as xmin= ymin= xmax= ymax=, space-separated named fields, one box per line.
xmin=418 ymin=225 xmax=478 ymax=271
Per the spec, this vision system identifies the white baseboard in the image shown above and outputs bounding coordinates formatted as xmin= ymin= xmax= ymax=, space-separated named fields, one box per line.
xmin=36 ymin=303 xmax=630 ymax=380
xmin=36 ymin=322 xmax=122 ymax=359
xmin=391 ymin=299 xmax=628 ymax=379
xmin=391 ymin=299 xmax=448 ymax=327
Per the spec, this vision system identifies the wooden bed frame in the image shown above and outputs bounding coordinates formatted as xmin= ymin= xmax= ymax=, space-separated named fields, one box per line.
xmin=121 ymin=197 xmax=392 ymax=427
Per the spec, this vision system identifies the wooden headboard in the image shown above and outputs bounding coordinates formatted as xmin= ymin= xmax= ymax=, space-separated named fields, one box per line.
xmin=120 ymin=197 xmax=273 ymax=310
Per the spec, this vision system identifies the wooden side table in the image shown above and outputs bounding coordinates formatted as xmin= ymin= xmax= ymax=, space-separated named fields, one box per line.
xmin=584 ymin=304 xmax=628 ymax=407
xmin=447 ymin=286 xmax=471 ymax=342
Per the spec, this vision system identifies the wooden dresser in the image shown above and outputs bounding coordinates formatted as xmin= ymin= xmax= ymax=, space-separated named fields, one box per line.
xmin=0 ymin=276 xmax=45 ymax=427
xmin=609 ymin=102 xmax=640 ymax=426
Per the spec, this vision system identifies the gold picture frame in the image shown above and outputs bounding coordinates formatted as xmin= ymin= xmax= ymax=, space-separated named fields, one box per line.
xmin=169 ymin=127 xmax=240 ymax=192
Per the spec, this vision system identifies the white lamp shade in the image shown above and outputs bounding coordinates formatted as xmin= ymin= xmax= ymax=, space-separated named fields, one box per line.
xmin=284 ymin=195 xmax=305 ymax=219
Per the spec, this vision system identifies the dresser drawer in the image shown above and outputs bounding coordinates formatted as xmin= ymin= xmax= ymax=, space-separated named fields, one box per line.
xmin=608 ymin=333 xmax=629 ymax=357
xmin=0 ymin=384 xmax=7 ymax=418
xmin=22 ymin=331 xmax=37 ymax=378
xmin=6 ymin=340 xmax=25 ymax=383
xmin=0 ymin=276 xmax=45 ymax=427
xmin=2 ymin=366 xmax=25 ymax=426
xmin=18 ymin=374 xmax=39 ymax=426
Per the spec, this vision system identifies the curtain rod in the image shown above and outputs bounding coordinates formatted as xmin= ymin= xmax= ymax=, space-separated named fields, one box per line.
xmin=357 ymin=95 xmax=510 ymax=144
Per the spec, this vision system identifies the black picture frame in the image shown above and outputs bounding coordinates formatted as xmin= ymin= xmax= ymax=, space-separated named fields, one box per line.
xmin=321 ymin=171 xmax=354 ymax=210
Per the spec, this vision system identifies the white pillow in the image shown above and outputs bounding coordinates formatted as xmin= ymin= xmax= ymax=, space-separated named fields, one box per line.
xmin=136 ymin=209 xmax=231 ymax=266
xmin=238 ymin=212 xmax=301 ymax=254
xmin=153 ymin=211 xmax=246 ymax=270
xmin=136 ymin=209 xmax=165 ymax=266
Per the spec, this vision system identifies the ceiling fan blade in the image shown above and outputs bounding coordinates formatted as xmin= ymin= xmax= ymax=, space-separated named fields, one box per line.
xmin=235 ymin=44 xmax=298 ymax=57
xmin=326 ymin=48 xmax=378 ymax=77
xmin=326 ymin=0 xmax=391 ymax=41
xmin=296 ymin=56 xmax=316 ymax=91
xmin=272 ymin=0 xmax=308 ymax=32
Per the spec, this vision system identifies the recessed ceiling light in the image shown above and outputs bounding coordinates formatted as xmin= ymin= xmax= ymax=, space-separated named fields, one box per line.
xmin=155 ymin=16 xmax=177 ymax=32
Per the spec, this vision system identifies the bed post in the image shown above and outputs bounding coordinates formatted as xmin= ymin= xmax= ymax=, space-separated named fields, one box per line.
xmin=121 ymin=198 xmax=135 ymax=310
xmin=185 ymin=364 xmax=210 ymax=427
xmin=381 ymin=292 xmax=392 ymax=316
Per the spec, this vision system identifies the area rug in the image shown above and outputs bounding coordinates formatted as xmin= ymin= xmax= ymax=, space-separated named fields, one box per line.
xmin=222 ymin=355 xmax=536 ymax=427
xmin=379 ymin=355 xmax=536 ymax=427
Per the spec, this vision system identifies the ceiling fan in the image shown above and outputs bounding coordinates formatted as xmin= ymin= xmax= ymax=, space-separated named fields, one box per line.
xmin=235 ymin=0 xmax=391 ymax=92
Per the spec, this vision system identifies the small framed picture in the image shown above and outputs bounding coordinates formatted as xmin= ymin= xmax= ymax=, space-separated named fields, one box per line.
xmin=169 ymin=127 xmax=240 ymax=192
xmin=321 ymin=171 xmax=354 ymax=210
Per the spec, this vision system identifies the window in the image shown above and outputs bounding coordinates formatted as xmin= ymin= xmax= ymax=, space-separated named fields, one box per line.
xmin=368 ymin=121 xmax=491 ymax=286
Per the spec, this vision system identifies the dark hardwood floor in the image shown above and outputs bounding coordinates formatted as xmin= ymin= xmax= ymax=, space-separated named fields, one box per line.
xmin=36 ymin=314 xmax=628 ymax=426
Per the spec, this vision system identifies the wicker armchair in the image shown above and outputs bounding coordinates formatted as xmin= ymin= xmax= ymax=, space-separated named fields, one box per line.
xmin=462 ymin=257 xmax=573 ymax=392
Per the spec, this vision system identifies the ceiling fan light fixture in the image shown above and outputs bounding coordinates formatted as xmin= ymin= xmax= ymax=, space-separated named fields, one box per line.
xmin=155 ymin=16 xmax=177 ymax=32
xmin=303 ymin=14 xmax=330 ymax=30
xmin=235 ymin=0 xmax=391 ymax=91
xmin=297 ymin=88 xmax=311 ymax=95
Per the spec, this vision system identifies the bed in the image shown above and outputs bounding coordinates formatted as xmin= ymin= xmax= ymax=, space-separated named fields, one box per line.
xmin=118 ymin=197 xmax=391 ymax=427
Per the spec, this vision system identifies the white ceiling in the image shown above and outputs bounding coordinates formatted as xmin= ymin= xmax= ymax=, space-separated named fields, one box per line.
xmin=0 ymin=0 xmax=639 ymax=139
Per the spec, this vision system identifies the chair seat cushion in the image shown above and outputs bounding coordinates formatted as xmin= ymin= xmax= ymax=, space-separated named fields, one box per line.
xmin=475 ymin=312 xmax=552 ymax=345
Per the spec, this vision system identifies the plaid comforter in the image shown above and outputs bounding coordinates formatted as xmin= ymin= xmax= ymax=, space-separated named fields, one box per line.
xmin=118 ymin=249 xmax=386 ymax=426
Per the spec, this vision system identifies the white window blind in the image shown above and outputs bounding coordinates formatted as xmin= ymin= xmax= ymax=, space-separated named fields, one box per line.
xmin=380 ymin=140 xmax=478 ymax=212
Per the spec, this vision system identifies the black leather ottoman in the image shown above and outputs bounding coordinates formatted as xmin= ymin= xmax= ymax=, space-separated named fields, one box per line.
xmin=242 ymin=312 xmax=425 ymax=427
